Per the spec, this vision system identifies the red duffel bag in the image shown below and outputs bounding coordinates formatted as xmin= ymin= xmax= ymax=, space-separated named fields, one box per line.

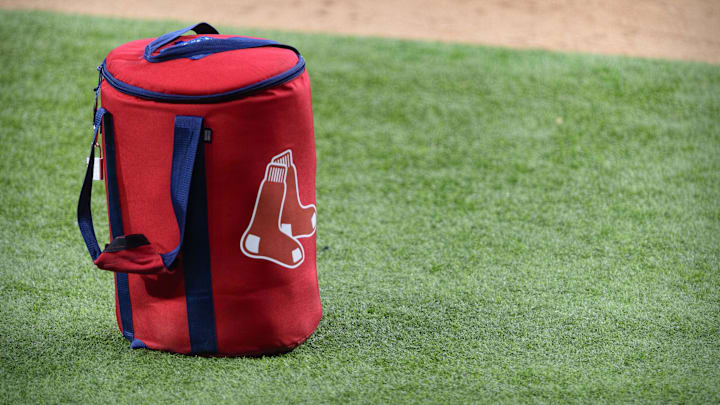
xmin=77 ymin=22 xmax=322 ymax=356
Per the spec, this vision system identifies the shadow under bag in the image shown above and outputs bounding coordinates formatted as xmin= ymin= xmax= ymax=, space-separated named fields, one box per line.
xmin=77 ymin=22 xmax=322 ymax=356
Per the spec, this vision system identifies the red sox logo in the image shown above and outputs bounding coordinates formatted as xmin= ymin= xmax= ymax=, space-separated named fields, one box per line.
xmin=240 ymin=150 xmax=316 ymax=268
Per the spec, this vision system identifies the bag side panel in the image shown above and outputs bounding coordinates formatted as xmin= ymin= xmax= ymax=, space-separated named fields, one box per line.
xmin=203 ymin=72 xmax=322 ymax=354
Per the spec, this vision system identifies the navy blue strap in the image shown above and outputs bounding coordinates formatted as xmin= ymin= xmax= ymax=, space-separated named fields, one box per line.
xmin=77 ymin=108 xmax=108 ymax=260
xmin=160 ymin=116 xmax=204 ymax=268
xmin=77 ymin=111 xmax=205 ymax=270
xmin=143 ymin=22 xmax=295 ymax=63
xmin=146 ymin=37 xmax=284 ymax=62
xmin=181 ymin=139 xmax=218 ymax=353
xmin=143 ymin=22 xmax=218 ymax=61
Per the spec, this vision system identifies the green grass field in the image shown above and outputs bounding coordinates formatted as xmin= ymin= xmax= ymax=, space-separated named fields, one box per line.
xmin=1 ymin=9 xmax=718 ymax=404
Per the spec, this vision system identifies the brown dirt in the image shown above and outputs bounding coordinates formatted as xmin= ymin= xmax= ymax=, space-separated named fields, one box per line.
xmin=2 ymin=0 xmax=719 ymax=63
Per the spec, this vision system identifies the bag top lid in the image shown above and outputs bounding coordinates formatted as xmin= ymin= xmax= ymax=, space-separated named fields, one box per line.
xmin=101 ymin=23 xmax=305 ymax=103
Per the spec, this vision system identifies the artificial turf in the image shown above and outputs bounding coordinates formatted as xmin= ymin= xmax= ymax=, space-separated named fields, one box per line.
xmin=0 ymin=9 xmax=718 ymax=404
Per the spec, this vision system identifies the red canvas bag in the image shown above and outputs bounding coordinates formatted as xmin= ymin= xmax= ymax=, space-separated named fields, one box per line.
xmin=77 ymin=23 xmax=322 ymax=355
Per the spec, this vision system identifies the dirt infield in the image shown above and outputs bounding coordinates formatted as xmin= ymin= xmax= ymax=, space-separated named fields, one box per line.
xmin=2 ymin=0 xmax=719 ymax=63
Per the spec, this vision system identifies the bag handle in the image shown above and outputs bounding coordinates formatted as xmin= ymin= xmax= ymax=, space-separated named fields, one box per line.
xmin=144 ymin=22 xmax=294 ymax=63
xmin=143 ymin=22 xmax=219 ymax=61
xmin=158 ymin=116 xmax=204 ymax=267
xmin=77 ymin=109 xmax=204 ymax=273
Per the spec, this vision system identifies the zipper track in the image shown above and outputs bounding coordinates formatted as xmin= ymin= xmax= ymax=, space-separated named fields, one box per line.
xmin=100 ymin=54 xmax=305 ymax=104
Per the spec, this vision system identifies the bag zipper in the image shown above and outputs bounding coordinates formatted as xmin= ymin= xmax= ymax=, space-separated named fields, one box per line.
xmin=97 ymin=54 xmax=305 ymax=104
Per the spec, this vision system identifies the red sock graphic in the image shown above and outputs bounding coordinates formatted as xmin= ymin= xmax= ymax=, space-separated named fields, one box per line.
xmin=271 ymin=150 xmax=317 ymax=238
xmin=240 ymin=164 xmax=304 ymax=268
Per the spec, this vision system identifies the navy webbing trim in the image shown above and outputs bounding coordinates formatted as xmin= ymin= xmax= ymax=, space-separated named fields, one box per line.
xmin=160 ymin=116 xmax=204 ymax=269
xmin=144 ymin=22 xmax=218 ymax=61
xmin=103 ymin=116 xmax=134 ymax=340
xmin=143 ymin=22 xmax=288 ymax=63
xmin=181 ymin=137 xmax=218 ymax=354
xmin=103 ymin=114 xmax=123 ymax=240
xmin=146 ymin=36 xmax=283 ymax=63
xmin=115 ymin=272 xmax=133 ymax=340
